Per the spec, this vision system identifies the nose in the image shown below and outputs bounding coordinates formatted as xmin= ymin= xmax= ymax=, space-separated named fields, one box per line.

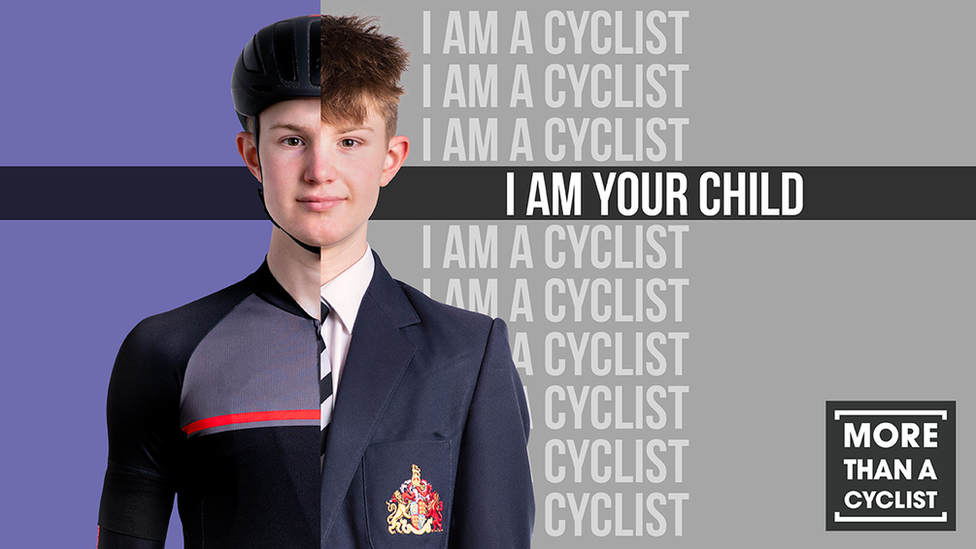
xmin=305 ymin=138 xmax=337 ymax=185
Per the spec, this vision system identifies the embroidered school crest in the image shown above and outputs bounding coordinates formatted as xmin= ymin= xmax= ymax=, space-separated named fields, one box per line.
xmin=387 ymin=464 xmax=444 ymax=535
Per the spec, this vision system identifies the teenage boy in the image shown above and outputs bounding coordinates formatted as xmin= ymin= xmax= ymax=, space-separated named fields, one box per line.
xmin=97 ymin=14 xmax=534 ymax=549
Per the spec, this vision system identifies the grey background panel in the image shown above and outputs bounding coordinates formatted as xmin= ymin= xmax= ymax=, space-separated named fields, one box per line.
xmin=324 ymin=0 xmax=975 ymax=166
xmin=329 ymin=0 xmax=974 ymax=546
xmin=369 ymin=220 xmax=974 ymax=547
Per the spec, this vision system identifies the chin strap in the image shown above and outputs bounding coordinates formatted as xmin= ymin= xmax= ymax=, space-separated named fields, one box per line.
xmin=257 ymin=188 xmax=321 ymax=255
xmin=252 ymin=114 xmax=320 ymax=256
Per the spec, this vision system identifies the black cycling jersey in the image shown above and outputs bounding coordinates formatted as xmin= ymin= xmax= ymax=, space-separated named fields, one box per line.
xmin=98 ymin=261 xmax=321 ymax=548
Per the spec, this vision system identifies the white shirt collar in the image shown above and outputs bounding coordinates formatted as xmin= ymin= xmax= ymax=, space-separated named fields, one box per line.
xmin=320 ymin=245 xmax=374 ymax=334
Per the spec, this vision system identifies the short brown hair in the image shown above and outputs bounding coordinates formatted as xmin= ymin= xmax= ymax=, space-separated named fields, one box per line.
xmin=321 ymin=15 xmax=409 ymax=138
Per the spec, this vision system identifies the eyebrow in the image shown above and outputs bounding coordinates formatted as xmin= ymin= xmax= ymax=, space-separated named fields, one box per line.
xmin=332 ymin=124 xmax=374 ymax=134
xmin=267 ymin=122 xmax=376 ymax=135
xmin=266 ymin=123 xmax=314 ymax=133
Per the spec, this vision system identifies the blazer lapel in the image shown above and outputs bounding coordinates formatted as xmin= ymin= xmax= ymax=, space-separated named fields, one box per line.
xmin=320 ymin=253 xmax=419 ymax=540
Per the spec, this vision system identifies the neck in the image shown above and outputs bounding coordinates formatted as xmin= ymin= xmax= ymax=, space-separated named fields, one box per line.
xmin=320 ymin=238 xmax=368 ymax=287
xmin=266 ymin=229 xmax=323 ymax=318
xmin=266 ymin=228 xmax=369 ymax=317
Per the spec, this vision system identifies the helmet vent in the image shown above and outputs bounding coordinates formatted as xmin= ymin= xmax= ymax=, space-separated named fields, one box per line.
xmin=309 ymin=20 xmax=321 ymax=87
xmin=273 ymin=23 xmax=298 ymax=83
xmin=242 ymin=37 xmax=263 ymax=74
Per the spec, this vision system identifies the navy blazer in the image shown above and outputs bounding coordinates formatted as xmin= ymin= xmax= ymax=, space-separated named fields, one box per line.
xmin=321 ymin=252 xmax=535 ymax=547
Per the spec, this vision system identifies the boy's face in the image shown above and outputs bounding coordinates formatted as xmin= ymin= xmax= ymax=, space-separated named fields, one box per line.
xmin=238 ymin=97 xmax=408 ymax=255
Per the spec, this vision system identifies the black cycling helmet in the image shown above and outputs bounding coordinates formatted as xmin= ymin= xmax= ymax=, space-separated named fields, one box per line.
xmin=232 ymin=15 xmax=321 ymax=130
xmin=232 ymin=15 xmax=322 ymax=255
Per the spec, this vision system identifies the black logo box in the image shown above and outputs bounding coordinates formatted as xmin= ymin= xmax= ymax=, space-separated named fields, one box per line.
xmin=825 ymin=401 xmax=955 ymax=531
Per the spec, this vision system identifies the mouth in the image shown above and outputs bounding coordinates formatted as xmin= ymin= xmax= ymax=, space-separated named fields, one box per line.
xmin=297 ymin=195 xmax=344 ymax=211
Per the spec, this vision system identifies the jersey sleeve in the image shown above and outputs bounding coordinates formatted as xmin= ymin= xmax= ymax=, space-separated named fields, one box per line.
xmin=98 ymin=318 xmax=185 ymax=544
xmin=449 ymin=317 xmax=535 ymax=548
xmin=97 ymin=527 xmax=166 ymax=549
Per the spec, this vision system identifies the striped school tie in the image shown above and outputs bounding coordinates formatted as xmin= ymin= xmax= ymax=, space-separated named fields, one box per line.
xmin=319 ymin=298 xmax=334 ymax=458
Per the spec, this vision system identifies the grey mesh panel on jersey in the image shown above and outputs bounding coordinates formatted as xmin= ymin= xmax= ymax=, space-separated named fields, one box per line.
xmin=180 ymin=293 xmax=319 ymax=437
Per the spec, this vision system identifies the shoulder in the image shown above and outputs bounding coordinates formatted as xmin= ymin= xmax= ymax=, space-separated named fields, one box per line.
xmin=396 ymin=280 xmax=494 ymax=332
xmin=391 ymin=279 xmax=514 ymax=367
xmin=365 ymin=251 xmax=496 ymax=339
xmin=117 ymin=278 xmax=253 ymax=376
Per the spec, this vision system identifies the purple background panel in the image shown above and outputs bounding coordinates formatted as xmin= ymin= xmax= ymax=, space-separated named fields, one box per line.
xmin=0 ymin=0 xmax=317 ymax=167
xmin=1 ymin=2 xmax=314 ymax=545
xmin=0 ymin=220 xmax=271 ymax=547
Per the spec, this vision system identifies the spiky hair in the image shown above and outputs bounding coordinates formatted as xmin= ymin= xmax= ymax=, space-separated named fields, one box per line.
xmin=320 ymin=15 xmax=409 ymax=137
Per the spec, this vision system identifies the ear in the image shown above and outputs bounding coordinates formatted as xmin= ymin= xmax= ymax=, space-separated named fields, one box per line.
xmin=380 ymin=135 xmax=410 ymax=187
xmin=236 ymin=131 xmax=262 ymax=182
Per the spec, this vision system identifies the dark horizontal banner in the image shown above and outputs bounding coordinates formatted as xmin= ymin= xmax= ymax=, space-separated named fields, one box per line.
xmin=1 ymin=166 xmax=974 ymax=220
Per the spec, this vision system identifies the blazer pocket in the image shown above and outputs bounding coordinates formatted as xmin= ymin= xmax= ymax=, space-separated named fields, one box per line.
xmin=364 ymin=440 xmax=453 ymax=549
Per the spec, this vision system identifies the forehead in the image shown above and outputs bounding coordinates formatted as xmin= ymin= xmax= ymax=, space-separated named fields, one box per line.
xmin=322 ymin=109 xmax=386 ymax=135
xmin=259 ymin=98 xmax=319 ymax=128
xmin=322 ymin=93 xmax=391 ymax=133
xmin=260 ymin=97 xmax=388 ymax=135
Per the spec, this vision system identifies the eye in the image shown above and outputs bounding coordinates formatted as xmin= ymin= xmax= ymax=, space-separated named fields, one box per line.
xmin=340 ymin=138 xmax=359 ymax=148
xmin=282 ymin=137 xmax=304 ymax=147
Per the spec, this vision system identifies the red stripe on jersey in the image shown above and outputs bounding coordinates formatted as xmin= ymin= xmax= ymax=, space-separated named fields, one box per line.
xmin=183 ymin=410 xmax=319 ymax=434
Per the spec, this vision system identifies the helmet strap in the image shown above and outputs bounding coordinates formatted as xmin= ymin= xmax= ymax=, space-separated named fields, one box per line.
xmin=252 ymin=114 xmax=321 ymax=256
xmin=257 ymin=188 xmax=322 ymax=255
